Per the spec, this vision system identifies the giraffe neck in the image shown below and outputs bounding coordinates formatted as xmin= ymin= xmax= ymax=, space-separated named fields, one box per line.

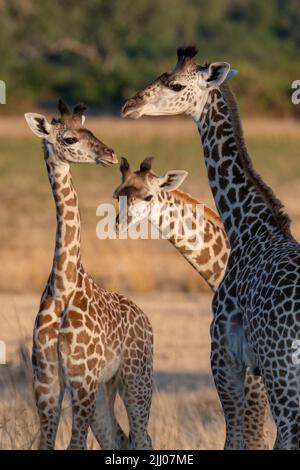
xmin=194 ymin=82 xmax=290 ymax=247
xmin=150 ymin=189 xmax=229 ymax=290
xmin=44 ymin=142 xmax=81 ymax=297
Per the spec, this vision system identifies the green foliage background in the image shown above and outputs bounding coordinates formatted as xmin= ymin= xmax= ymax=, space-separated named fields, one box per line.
xmin=1 ymin=0 xmax=300 ymax=115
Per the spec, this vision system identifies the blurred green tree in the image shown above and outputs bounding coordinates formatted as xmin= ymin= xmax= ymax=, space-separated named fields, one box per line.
xmin=1 ymin=0 xmax=300 ymax=115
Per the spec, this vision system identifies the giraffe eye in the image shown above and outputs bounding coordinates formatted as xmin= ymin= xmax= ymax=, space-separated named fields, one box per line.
xmin=144 ymin=195 xmax=153 ymax=202
xmin=168 ymin=83 xmax=186 ymax=92
xmin=64 ymin=137 xmax=78 ymax=145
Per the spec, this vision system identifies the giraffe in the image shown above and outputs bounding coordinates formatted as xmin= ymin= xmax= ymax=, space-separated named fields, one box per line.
xmin=114 ymin=156 xmax=229 ymax=290
xmin=113 ymin=156 xmax=270 ymax=449
xmin=121 ymin=45 xmax=300 ymax=449
xmin=24 ymin=101 xmax=153 ymax=450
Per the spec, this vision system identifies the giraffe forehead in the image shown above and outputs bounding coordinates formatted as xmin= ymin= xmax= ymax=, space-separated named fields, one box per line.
xmin=124 ymin=174 xmax=149 ymax=192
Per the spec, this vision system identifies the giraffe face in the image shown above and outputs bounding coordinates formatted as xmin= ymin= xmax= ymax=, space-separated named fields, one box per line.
xmin=122 ymin=46 xmax=235 ymax=120
xmin=25 ymin=100 xmax=117 ymax=166
xmin=113 ymin=157 xmax=187 ymax=229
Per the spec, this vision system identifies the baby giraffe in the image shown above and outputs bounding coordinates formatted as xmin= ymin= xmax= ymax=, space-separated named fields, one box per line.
xmin=113 ymin=157 xmax=269 ymax=449
xmin=25 ymin=102 xmax=153 ymax=450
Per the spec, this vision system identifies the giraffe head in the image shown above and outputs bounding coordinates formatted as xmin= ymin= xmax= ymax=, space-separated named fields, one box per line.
xmin=25 ymin=100 xmax=117 ymax=166
xmin=122 ymin=46 xmax=237 ymax=120
xmin=113 ymin=157 xmax=187 ymax=230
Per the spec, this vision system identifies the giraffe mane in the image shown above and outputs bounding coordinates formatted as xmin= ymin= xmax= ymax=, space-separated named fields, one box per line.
xmin=220 ymin=81 xmax=291 ymax=235
xmin=170 ymin=189 xmax=224 ymax=229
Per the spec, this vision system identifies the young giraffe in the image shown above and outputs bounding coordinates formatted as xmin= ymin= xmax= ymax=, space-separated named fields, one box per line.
xmin=114 ymin=156 xmax=269 ymax=449
xmin=114 ymin=156 xmax=229 ymax=289
xmin=25 ymin=101 xmax=153 ymax=450
xmin=122 ymin=46 xmax=300 ymax=449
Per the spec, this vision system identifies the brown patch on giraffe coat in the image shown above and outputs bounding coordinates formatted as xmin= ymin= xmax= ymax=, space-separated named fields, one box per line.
xmin=74 ymin=345 xmax=85 ymax=356
xmin=213 ymin=235 xmax=223 ymax=256
xmin=65 ymin=211 xmax=75 ymax=220
xmin=61 ymin=187 xmax=71 ymax=197
xmin=77 ymin=330 xmax=90 ymax=344
xmin=78 ymin=388 xmax=88 ymax=400
xmin=195 ymin=247 xmax=210 ymax=265
xmin=37 ymin=325 xmax=58 ymax=345
xmin=87 ymin=343 xmax=95 ymax=355
xmin=55 ymin=274 xmax=65 ymax=291
xmin=202 ymin=269 xmax=214 ymax=279
xmin=66 ymin=261 xmax=76 ymax=282
xmin=85 ymin=314 xmax=94 ymax=331
xmin=68 ymin=362 xmax=85 ymax=376
xmin=204 ymin=227 xmax=213 ymax=242
xmin=69 ymin=245 xmax=78 ymax=257
xmin=87 ymin=358 xmax=98 ymax=370
xmin=36 ymin=314 xmax=53 ymax=327
xmin=73 ymin=291 xmax=88 ymax=311
xmin=66 ymin=196 xmax=77 ymax=206
xmin=69 ymin=310 xmax=83 ymax=328
xmin=64 ymin=225 xmax=76 ymax=245
xmin=221 ymin=253 xmax=228 ymax=264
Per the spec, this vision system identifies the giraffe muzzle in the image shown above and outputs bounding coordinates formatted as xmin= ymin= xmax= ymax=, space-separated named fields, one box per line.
xmin=97 ymin=149 xmax=118 ymax=166
xmin=121 ymin=99 xmax=142 ymax=119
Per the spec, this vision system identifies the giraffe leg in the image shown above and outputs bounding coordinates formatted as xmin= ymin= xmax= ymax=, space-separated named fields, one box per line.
xmin=90 ymin=377 xmax=129 ymax=449
xmin=261 ymin=365 xmax=300 ymax=450
xmin=32 ymin=301 xmax=64 ymax=450
xmin=119 ymin=354 xmax=153 ymax=449
xmin=33 ymin=363 xmax=64 ymax=450
xmin=66 ymin=375 xmax=99 ymax=450
xmin=244 ymin=370 xmax=269 ymax=450
xmin=211 ymin=317 xmax=246 ymax=449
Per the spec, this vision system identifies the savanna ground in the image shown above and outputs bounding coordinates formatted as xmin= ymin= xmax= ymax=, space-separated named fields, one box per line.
xmin=1 ymin=114 xmax=300 ymax=448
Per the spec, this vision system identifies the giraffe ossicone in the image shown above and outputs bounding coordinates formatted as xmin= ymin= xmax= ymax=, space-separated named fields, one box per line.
xmin=25 ymin=100 xmax=153 ymax=450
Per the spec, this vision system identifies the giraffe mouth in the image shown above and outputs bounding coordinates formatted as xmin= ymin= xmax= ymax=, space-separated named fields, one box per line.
xmin=121 ymin=101 xmax=143 ymax=119
xmin=97 ymin=152 xmax=118 ymax=166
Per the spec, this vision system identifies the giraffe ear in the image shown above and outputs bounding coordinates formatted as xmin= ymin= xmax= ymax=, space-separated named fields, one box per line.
xmin=203 ymin=62 xmax=231 ymax=87
xmin=24 ymin=113 xmax=52 ymax=138
xmin=158 ymin=170 xmax=188 ymax=192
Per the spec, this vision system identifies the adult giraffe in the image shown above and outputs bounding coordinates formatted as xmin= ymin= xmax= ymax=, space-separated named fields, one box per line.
xmin=25 ymin=101 xmax=153 ymax=450
xmin=122 ymin=46 xmax=300 ymax=449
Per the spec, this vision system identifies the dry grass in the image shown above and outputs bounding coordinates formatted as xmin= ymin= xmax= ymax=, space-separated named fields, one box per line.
xmin=0 ymin=293 xmax=275 ymax=450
